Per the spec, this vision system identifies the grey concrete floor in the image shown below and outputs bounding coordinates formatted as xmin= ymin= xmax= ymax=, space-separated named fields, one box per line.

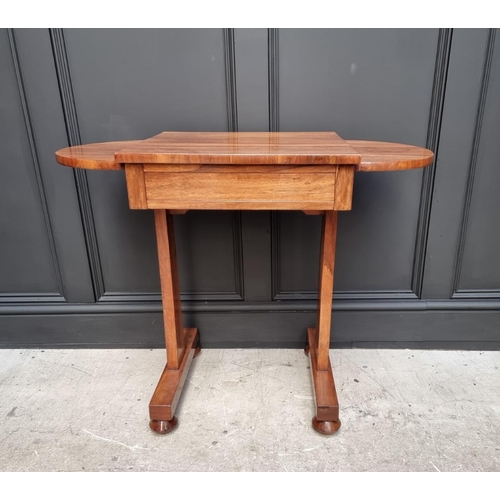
xmin=0 ymin=347 xmax=499 ymax=472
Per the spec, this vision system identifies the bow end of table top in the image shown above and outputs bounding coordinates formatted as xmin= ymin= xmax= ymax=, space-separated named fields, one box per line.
xmin=55 ymin=131 xmax=434 ymax=172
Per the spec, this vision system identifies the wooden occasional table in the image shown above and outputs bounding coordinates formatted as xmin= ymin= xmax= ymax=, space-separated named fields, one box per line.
xmin=56 ymin=132 xmax=433 ymax=435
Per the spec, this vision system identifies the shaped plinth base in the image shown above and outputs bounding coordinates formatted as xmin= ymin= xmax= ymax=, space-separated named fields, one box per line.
xmin=307 ymin=327 xmax=341 ymax=436
xmin=149 ymin=328 xmax=199 ymax=434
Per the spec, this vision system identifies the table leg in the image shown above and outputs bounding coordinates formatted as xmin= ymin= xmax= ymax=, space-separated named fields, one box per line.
xmin=149 ymin=209 xmax=200 ymax=434
xmin=306 ymin=210 xmax=341 ymax=435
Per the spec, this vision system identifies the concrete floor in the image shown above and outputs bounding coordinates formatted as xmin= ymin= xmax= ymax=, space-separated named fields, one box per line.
xmin=0 ymin=347 xmax=499 ymax=472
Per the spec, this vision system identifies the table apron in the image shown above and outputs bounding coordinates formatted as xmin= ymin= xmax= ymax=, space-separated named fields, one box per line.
xmin=125 ymin=164 xmax=355 ymax=211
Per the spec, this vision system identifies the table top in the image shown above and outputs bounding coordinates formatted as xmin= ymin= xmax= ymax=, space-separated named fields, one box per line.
xmin=116 ymin=132 xmax=361 ymax=165
xmin=55 ymin=132 xmax=434 ymax=172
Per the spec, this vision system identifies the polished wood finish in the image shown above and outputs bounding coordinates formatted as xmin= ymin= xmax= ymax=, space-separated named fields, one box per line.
xmin=154 ymin=209 xmax=185 ymax=369
xmin=115 ymin=131 xmax=361 ymax=165
xmin=316 ymin=211 xmax=338 ymax=371
xmin=348 ymin=140 xmax=434 ymax=172
xmin=54 ymin=131 xmax=432 ymax=436
xmin=55 ymin=135 xmax=433 ymax=173
xmin=312 ymin=417 xmax=341 ymax=435
xmin=125 ymin=164 xmax=147 ymax=209
xmin=149 ymin=416 xmax=178 ymax=434
xmin=143 ymin=164 xmax=339 ymax=173
xmin=123 ymin=162 xmax=343 ymax=211
xmin=144 ymin=169 xmax=337 ymax=211
xmin=334 ymin=166 xmax=355 ymax=211
xmin=149 ymin=327 xmax=199 ymax=426
xmin=55 ymin=140 xmax=140 ymax=170
xmin=307 ymin=328 xmax=340 ymax=432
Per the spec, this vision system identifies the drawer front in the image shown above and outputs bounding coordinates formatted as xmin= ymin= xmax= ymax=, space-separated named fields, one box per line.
xmin=146 ymin=170 xmax=335 ymax=210
xmin=125 ymin=164 xmax=353 ymax=211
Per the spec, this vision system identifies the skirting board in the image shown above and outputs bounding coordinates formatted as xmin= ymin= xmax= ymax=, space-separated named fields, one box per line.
xmin=1 ymin=307 xmax=499 ymax=349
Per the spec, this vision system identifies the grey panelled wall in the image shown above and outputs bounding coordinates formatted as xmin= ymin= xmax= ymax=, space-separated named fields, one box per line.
xmin=1 ymin=28 xmax=499 ymax=348
xmin=276 ymin=30 xmax=436 ymax=298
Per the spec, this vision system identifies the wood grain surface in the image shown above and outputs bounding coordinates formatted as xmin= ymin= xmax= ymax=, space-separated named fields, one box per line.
xmin=334 ymin=166 xmax=355 ymax=210
xmin=316 ymin=211 xmax=338 ymax=371
xmin=125 ymin=164 xmax=147 ymax=209
xmin=348 ymin=140 xmax=434 ymax=171
xmin=154 ymin=210 xmax=185 ymax=369
xmin=55 ymin=141 xmax=141 ymax=170
xmin=55 ymin=134 xmax=433 ymax=172
xmin=115 ymin=132 xmax=361 ymax=165
xmin=144 ymin=170 xmax=337 ymax=211
xmin=307 ymin=327 xmax=340 ymax=422
xmin=149 ymin=327 xmax=199 ymax=422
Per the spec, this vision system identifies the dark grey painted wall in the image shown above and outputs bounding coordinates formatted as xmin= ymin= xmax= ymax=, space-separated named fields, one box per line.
xmin=1 ymin=28 xmax=499 ymax=348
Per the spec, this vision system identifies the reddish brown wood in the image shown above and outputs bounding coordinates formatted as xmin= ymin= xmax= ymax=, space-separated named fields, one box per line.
xmin=150 ymin=201 xmax=335 ymax=211
xmin=144 ymin=169 xmax=337 ymax=211
xmin=53 ymin=132 xmax=434 ymax=437
xmin=154 ymin=209 xmax=185 ymax=369
xmin=149 ymin=327 xmax=199 ymax=426
xmin=316 ymin=210 xmax=338 ymax=371
xmin=143 ymin=164 xmax=339 ymax=173
xmin=55 ymin=135 xmax=434 ymax=173
xmin=334 ymin=166 xmax=355 ymax=210
xmin=55 ymin=140 xmax=141 ymax=170
xmin=125 ymin=164 xmax=147 ymax=209
xmin=348 ymin=140 xmax=434 ymax=172
xmin=307 ymin=327 xmax=340 ymax=434
xmin=149 ymin=416 xmax=178 ymax=434
xmin=312 ymin=417 xmax=341 ymax=435
xmin=115 ymin=131 xmax=361 ymax=165
xmin=303 ymin=210 xmax=325 ymax=216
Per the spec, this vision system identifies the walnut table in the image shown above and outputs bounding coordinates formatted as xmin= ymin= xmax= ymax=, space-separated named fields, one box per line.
xmin=56 ymin=132 xmax=433 ymax=435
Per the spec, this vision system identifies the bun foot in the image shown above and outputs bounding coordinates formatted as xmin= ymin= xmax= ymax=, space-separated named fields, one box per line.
xmin=304 ymin=345 xmax=310 ymax=356
xmin=194 ymin=345 xmax=201 ymax=358
xmin=312 ymin=417 xmax=341 ymax=435
xmin=149 ymin=416 xmax=178 ymax=434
